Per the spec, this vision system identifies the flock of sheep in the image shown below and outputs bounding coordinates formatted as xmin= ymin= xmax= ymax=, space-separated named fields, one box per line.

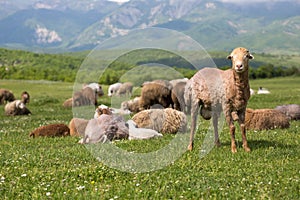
xmin=1 ymin=47 xmax=300 ymax=153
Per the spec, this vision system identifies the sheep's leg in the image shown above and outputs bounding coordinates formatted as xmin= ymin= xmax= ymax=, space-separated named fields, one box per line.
xmin=188 ymin=101 xmax=199 ymax=151
xmin=212 ymin=113 xmax=221 ymax=147
xmin=238 ymin=112 xmax=251 ymax=152
xmin=224 ymin=111 xmax=237 ymax=153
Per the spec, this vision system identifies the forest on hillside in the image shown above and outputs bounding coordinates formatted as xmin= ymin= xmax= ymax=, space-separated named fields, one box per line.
xmin=0 ymin=48 xmax=299 ymax=84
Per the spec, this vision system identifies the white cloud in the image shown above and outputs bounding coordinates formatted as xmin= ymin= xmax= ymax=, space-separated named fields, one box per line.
xmin=107 ymin=0 xmax=130 ymax=4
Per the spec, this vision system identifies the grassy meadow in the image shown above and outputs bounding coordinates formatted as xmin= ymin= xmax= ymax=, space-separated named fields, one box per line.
xmin=0 ymin=77 xmax=299 ymax=199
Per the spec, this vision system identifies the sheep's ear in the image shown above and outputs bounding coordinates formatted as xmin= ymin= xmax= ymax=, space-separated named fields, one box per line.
xmin=227 ymin=55 xmax=232 ymax=60
xmin=248 ymin=54 xmax=254 ymax=59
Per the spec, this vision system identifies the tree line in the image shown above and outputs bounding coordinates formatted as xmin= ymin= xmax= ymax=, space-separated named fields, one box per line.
xmin=0 ymin=48 xmax=299 ymax=84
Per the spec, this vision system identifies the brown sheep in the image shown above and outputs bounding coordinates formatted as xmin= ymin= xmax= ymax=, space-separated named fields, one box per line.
xmin=245 ymin=108 xmax=290 ymax=130
xmin=187 ymin=47 xmax=254 ymax=153
xmin=132 ymin=108 xmax=187 ymax=134
xmin=63 ymin=87 xmax=98 ymax=108
xmin=29 ymin=124 xmax=70 ymax=138
xmin=0 ymin=89 xmax=15 ymax=104
xmin=120 ymin=97 xmax=140 ymax=113
xmin=171 ymin=80 xmax=187 ymax=112
xmin=139 ymin=80 xmax=173 ymax=110
xmin=116 ymin=82 xmax=133 ymax=96
xmin=69 ymin=118 xmax=89 ymax=137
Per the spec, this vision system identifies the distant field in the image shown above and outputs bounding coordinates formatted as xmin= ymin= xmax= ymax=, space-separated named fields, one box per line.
xmin=0 ymin=77 xmax=299 ymax=199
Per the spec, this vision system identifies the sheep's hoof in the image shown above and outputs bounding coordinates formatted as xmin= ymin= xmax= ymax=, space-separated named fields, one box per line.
xmin=231 ymin=146 xmax=237 ymax=153
xmin=188 ymin=143 xmax=193 ymax=151
xmin=243 ymin=145 xmax=251 ymax=152
xmin=215 ymin=139 xmax=221 ymax=147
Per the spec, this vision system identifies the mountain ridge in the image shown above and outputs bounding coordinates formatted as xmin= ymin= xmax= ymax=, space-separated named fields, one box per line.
xmin=0 ymin=0 xmax=300 ymax=54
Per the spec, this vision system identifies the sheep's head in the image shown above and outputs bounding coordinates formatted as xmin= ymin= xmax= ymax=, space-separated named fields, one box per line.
xmin=227 ymin=47 xmax=254 ymax=73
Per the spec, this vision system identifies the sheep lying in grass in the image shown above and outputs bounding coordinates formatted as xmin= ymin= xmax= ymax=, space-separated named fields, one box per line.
xmin=69 ymin=118 xmax=89 ymax=137
xmin=79 ymin=114 xmax=129 ymax=144
xmin=187 ymin=47 xmax=253 ymax=153
xmin=275 ymin=104 xmax=300 ymax=120
xmin=244 ymin=108 xmax=290 ymax=130
xmin=121 ymin=97 xmax=140 ymax=113
xmin=139 ymin=80 xmax=173 ymax=110
xmin=94 ymin=104 xmax=113 ymax=118
xmin=0 ymin=89 xmax=15 ymax=104
xmin=127 ymin=120 xmax=163 ymax=140
xmin=4 ymin=91 xmax=31 ymax=116
xmin=29 ymin=124 xmax=70 ymax=138
xmin=132 ymin=108 xmax=187 ymax=134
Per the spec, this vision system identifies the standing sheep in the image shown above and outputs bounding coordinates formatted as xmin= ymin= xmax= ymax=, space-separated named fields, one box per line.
xmin=187 ymin=47 xmax=253 ymax=153
xmin=275 ymin=104 xmax=300 ymax=120
xmin=4 ymin=91 xmax=31 ymax=116
xmin=83 ymin=82 xmax=104 ymax=97
xmin=139 ymin=80 xmax=173 ymax=110
xmin=108 ymin=82 xmax=122 ymax=97
xmin=116 ymin=82 xmax=133 ymax=96
xmin=73 ymin=87 xmax=97 ymax=107
xmin=0 ymin=89 xmax=15 ymax=104
xmin=171 ymin=80 xmax=188 ymax=112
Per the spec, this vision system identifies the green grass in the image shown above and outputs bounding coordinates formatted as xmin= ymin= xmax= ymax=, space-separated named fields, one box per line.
xmin=0 ymin=77 xmax=299 ymax=199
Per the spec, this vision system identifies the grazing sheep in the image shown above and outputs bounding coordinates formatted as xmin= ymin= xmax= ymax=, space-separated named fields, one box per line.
xmin=187 ymin=47 xmax=254 ymax=153
xmin=108 ymin=82 xmax=122 ymax=97
xmin=0 ymin=89 xmax=15 ymax=104
xmin=116 ymin=82 xmax=133 ymax=96
xmin=79 ymin=114 xmax=129 ymax=144
xmin=245 ymin=108 xmax=290 ymax=130
xmin=127 ymin=120 xmax=163 ymax=140
xmin=275 ymin=104 xmax=300 ymax=120
xmin=83 ymin=82 xmax=104 ymax=97
xmin=4 ymin=91 xmax=31 ymax=116
xmin=132 ymin=108 xmax=187 ymax=134
xmin=120 ymin=97 xmax=140 ymax=113
xmin=69 ymin=118 xmax=89 ymax=137
xmin=29 ymin=124 xmax=70 ymax=138
xmin=171 ymin=80 xmax=187 ymax=112
xmin=74 ymin=87 xmax=97 ymax=106
xmin=139 ymin=80 xmax=173 ymax=110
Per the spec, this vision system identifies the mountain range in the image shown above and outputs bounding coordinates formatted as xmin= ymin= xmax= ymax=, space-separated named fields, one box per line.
xmin=0 ymin=0 xmax=300 ymax=54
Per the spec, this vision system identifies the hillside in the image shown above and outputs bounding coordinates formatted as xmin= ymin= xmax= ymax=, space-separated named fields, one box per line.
xmin=0 ymin=48 xmax=299 ymax=83
xmin=0 ymin=0 xmax=300 ymax=54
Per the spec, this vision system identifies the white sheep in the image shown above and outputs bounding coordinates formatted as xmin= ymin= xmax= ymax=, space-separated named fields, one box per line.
xmin=127 ymin=120 xmax=163 ymax=140
xmin=4 ymin=91 xmax=31 ymax=116
xmin=83 ymin=82 xmax=104 ymax=97
xmin=187 ymin=47 xmax=254 ymax=153
xmin=257 ymin=87 xmax=270 ymax=94
xmin=108 ymin=82 xmax=122 ymax=97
